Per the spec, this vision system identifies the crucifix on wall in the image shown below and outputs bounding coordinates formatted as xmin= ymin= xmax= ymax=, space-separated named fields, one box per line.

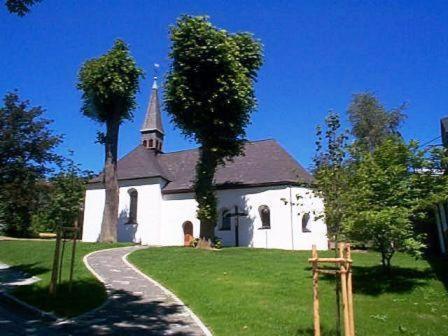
xmin=228 ymin=205 xmax=248 ymax=247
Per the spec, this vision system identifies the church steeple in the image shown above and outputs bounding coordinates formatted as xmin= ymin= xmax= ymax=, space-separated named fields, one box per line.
xmin=141 ymin=73 xmax=164 ymax=152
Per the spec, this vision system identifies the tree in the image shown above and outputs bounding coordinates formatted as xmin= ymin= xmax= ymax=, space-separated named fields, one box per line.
xmin=77 ymin=40 xmax=143 ymax=242
xmin=313 ymin=111 xmax=350 ymax=241
xmin=31 ymin=153 xmax=91 ymax=234
xmin=348 ymin=92 xmax=406 ymax=152
xmin=0 ymin=92 xmax=62 ymax=237
xmin=5 ymin=0 xmax=41 ymax=16
xmin=342 ymin=138 xmax=442 ymax=269
xmin=164 ymin=16 xmax=263 ymax=240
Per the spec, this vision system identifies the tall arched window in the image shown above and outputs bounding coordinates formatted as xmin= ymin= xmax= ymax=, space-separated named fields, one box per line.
xmin=302 ymin=212 xmax=311 ymax=233
xmin=148 ymin=139 xmax=154 ymax=148
xmin=259 ymin=205 xmax=271 ymax=229
xmin=128 ymin=188 xmax=138 ymax=224
xmin=220 ymin=208 xmax=231 ymax=231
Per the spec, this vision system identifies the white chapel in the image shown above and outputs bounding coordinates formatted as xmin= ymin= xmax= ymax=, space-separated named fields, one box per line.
xmin=82 ymin=77 xmax=328 ymax=250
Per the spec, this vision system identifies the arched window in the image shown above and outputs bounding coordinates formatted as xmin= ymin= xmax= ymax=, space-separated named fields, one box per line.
xmin=220 ymin=208 xmax=231 ymax=231
xmin=302 ymin=213 xmax=311 ymax=233
xmin=143 ymin=140 xmax=147 ymax=148
xmin=128 ymin=188 xmax=138 ymax=224
xmin=148 ymin=139 xmax=154 ymax=148
xmin=259 ymin=205 xmax=270 ymax=229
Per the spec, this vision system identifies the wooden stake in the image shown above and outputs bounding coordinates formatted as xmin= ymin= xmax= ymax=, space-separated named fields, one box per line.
xmin=312 ymin=245 xmax=320 ymax=336
xmin=338 ymin=243 xmax=351 ymax=336
xmin=69 ymin=225 xmax=78 ymax=293
xmin=346 ymin=244 xmax=355 ymax=336
xmin=49 ymin=226 xmax=61 ymax=295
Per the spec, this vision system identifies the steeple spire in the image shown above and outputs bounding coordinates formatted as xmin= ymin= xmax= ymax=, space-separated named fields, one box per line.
xmin=141 ymin=65 xmax=164 ymax=152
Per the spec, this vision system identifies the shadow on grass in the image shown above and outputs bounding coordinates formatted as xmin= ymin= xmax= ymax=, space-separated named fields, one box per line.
xmin=56 ymin=288 xmax=200 ymax=336
xmin=426 ymin=256 xmax=448 ymax=291
xmin=14 ymin=279 xmax=106 ymax=317
xmin=295 ymin=327 xmax=338 ymax=335
xmin=311 ymin=265 xmax=436 ymax=296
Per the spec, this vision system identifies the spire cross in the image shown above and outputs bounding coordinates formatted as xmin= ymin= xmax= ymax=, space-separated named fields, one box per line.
xmin=153 ymin=63 xmax=160 ymax=88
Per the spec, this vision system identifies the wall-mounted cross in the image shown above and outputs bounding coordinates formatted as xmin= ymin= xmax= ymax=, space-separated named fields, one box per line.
xmin=227 ymin=205 xmax=248 ymax=247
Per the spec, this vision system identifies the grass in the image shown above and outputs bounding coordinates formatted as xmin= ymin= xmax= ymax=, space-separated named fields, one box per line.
xmin=0 ymin=240 xmax=129 ymax=317
xmin=129 ymin=247 xmax=448 ymax=336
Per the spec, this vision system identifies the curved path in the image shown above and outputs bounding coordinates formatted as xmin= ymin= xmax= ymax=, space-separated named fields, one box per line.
xmin=56 ymin=246 xmax=210 ymax=336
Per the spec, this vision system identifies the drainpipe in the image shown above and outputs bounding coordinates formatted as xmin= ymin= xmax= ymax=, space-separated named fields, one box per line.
xmin=289 ymin=186 xmax=295 ymax=250
xmin=435 ymin=205 xmax=446 ymax=254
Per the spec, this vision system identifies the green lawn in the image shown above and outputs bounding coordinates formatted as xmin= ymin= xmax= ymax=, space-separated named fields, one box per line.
xmin=129 ymin=247 xmax=448 ymax=336
xmin=0 ymin=240 xmax=128 ymax=317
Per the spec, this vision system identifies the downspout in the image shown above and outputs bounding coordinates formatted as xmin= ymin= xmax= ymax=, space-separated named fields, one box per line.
xmin=435 ymin=205 xmax=446 ymax=254
xmin=289 ymin=186 xmax=295 ymax=250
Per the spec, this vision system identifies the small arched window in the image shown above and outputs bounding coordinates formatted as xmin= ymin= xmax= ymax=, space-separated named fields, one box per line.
xmin=143 ymin=140 xmax=147 ymax=148
xmin=220 ymin=209 xmax=231 ymax=231
xmin=302 ymin=213 xmax=311 ymax=233
xmin=148 ymin=139 xmax=154 ymax=148
xmin=259 ymin=205 xmax=270 ymax=229
xmin=128 ymin=188 xmax=138 ymax=224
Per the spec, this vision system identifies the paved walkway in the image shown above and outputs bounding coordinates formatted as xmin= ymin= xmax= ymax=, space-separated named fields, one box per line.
xmin=56 ymin=245 xmax=209 ymax=336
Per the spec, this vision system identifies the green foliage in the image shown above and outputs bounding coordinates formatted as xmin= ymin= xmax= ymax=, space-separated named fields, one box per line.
xmin=77 ymin=39 xmax=144 ymax=124
xmin=213 ymin=236 xmax=223 ymax=249
xmin=314 ymin=93 xmax=448 ymax=269
xmin=343 ymin=138 xmax=448 ymax=268
xmin=5 ymin=0 xmax=40 ymax=16
xmin=164 ymin=16 xmax=263 ymax=238
xmin=348 ymin=92 xmax=406 ymax=152
xmin=31 ymin=153 xmax=91 ymax=234
xmin=313 ymin=112 xmax=349 ymax=239
xmin=0 ymin=92 xmax=62 ymax=237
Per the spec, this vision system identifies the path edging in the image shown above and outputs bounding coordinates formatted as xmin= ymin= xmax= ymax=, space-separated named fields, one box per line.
xmin=122 ymin=249 xmax=213 ymax=336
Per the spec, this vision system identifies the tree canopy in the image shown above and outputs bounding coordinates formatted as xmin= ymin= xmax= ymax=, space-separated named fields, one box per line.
xmin=348 ymin=92 xmax=406 ymax=152
xmin=0 ymin=91 xmax=62 ymax=236
xmin=313 ymin=93 xmax=448 ymax=270
xmin=5 ymin=0 xmax=41 ymax=16
xmin=164 ymin=16 xmax=263 ymax=240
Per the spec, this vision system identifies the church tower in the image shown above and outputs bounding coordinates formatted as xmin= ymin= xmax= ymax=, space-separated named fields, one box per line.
xmin=141 ymin=76 xmax=164 ymax=152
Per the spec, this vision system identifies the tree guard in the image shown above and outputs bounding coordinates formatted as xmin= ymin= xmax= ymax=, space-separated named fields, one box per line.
xmin=309 ymin=243 xmax=355 ymax=336
xmin=49 ymin=221 xmax=80 ymax=295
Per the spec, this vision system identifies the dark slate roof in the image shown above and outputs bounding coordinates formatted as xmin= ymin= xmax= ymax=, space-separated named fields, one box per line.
xmin=91 ymin=139 xmax=314 ymax=192
xmin=90 ymin=146 xmax=171 ymax=183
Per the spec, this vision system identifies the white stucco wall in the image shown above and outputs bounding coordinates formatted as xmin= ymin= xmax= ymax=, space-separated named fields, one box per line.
xmin=82 ymin=177 xmax=164 ymax=244
xmin=83 ymin=181 xmax=328 ymax=250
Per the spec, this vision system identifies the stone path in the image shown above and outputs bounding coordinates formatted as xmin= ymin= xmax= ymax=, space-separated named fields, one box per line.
xmin=56 ymin=245 xmax=209 ymax=336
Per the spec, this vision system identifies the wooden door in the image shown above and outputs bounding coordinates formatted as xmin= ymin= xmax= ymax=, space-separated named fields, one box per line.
xmin=183 ymin=221 xmax=193 ymax=246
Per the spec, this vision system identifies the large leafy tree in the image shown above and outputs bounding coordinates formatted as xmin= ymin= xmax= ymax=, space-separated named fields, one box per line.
xmin=5 ymin=0 xmax=41 ymax=16
xmin=314 ymin=94 xmax=448 ymax=271
xmin=77 ymin=40 xmax=143 ymax=242
xmin=0 ymin=92 xmax=62 ymax=236
xmin=164 ymin=16 xmax=263 ymax=240
xmin=343 ymin=138 xmax=448 ymax=269
xmin=348 ymin=92 xmax=406 ymax=152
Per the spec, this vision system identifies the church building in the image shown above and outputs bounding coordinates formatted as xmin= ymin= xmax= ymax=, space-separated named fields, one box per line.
xmin=82 ymin=77 xmax=328 ymax=250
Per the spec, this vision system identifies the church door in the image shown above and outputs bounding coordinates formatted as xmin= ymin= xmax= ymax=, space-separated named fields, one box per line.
xmin=183 ymin=221 xmax=193 ymax=246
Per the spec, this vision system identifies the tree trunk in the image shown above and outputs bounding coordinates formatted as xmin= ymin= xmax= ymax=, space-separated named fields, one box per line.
xmin=194 ymin=147 xmax=218 ymax=241
xmin=99 ymin=114 xmax=120 ymax=243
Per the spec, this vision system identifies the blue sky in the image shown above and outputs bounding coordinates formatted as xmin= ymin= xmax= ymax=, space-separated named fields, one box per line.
xmin=1 ymin=0 xmax=448 ymax=173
